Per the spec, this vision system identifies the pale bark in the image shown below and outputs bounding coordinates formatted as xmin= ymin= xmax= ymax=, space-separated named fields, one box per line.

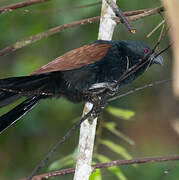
xmin=73 ymin=0 xmax=117 ymax=179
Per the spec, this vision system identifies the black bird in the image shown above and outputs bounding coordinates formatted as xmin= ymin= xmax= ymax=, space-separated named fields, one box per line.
xmin=0 ymin=40 xmax=163 ymax=134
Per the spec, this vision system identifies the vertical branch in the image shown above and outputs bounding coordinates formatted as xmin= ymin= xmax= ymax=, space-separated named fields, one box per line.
xmin=73 ymin=103 xmax=97 ymax=180
xmin=73 ymin=0 xmax=117 ymax=180
xmin=98 ymin=0 xmax=117 ymax=40
xmin=163 ymin=0 xmax=179 ymax=98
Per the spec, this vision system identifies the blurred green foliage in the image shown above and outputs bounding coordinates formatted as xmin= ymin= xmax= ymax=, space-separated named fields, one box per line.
xmin=107 ymin=106 xmax=135 ymax=120
xmin=90 ymin=168 xmax=102 ymax=180
xmin=0 ymin=0 xmax=178 ymax=180
xmin=95 ymin=154 xmax=127 ymax=180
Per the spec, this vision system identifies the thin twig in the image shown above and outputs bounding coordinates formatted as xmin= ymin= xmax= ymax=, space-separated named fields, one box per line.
xmin=147 ymin=19 xmax=167 ymax=53
xmin=23 ymin=155 xmax=179 ymax=180
xmin=0 ymin=0 xmax=50 ymax=14
xmin=157 ymin=23 xmax=166 ymax=46
xmin=93 ymin=155 xmax=179 ymax=168
xmin=0 ymin=16 xmax=100 ymax=56
xmin=32 ymin=2 xmax=101 ymax=14
xmin=108 ymin=79 xmax=171 ymax=102
xmin=155 ymin=44 xmax=172 ymax=58
xmin=124 ymin=7 xmax=164 ymax=16
xmin=145 ymin=16 xmax=167 ymax=54
xmin=147 ymin=20 xmax=165 ymax=38
xmin=0 ymin=0 xmax=8 ymax=3
xmin=0 ymin=6 xmax=164 ymax=57
xmin=105 ymin=0 xmax=136 ymax=34
xmin=114 ymin=6 xmax=164 ymax=24
xmin=26 ymin=107 xmax=96 ymax=180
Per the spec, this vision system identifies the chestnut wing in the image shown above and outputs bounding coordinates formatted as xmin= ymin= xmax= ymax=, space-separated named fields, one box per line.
xmin=32 ymin=43 xmax=112 ymax=75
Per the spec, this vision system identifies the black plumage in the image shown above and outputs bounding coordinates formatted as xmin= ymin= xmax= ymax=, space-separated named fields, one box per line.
xmin=0 ymin=40 xmax=163 ymax=134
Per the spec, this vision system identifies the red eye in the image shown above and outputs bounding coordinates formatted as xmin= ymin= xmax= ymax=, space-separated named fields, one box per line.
xmin=144 ymin=48 xmax=149 ymax=54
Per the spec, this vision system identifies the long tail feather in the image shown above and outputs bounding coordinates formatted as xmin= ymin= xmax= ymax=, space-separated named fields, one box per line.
xmin=0 ymin=72 xmax=61 ymax=108
xmin=0 ymin=74 xmax=51 ymax=93
xmin=0 ymin=96 xmax=41 ymax=134
xmin=0 ymin=91 xmax=21 ymax=108
xmin=0 ymin=72 xmax=62 ymax=134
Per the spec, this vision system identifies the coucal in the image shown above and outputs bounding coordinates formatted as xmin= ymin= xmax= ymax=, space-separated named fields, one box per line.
xmin=0 ymin=40 xmax=163 ymax=134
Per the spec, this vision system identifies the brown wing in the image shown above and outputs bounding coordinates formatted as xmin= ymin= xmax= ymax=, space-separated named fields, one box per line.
xmin=32 ymin=43 xmax=112 ymax=75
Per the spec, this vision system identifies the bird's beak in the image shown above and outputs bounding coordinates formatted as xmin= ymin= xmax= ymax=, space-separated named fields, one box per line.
xmin=152 ymin=55 xmax=164 ymax=66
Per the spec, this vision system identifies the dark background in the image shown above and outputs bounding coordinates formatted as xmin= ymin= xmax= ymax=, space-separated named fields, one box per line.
xmin=0 ymin=0 xmax=178 ymax=180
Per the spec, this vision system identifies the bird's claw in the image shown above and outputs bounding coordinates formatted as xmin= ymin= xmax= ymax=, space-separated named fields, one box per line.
xmin=91 ymin=100 xmax=107 ymax=117
xmin=89 ymin=81 xmax=119 ymax=96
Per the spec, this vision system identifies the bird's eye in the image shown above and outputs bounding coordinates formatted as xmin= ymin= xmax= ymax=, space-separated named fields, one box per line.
xmin=144 ymin=48 xmax=149 ymax=54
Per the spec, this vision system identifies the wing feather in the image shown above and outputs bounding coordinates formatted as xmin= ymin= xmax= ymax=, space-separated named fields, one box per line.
xmin=32 ymin=43 xmax=111 ymax=75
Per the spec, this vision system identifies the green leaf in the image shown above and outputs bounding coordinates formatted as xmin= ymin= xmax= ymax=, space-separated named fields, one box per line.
xmin=107 ymin=106 xmax=135 ymax=120
xmin=100 ymin=140 xmax=132 ymax=160
xmin=109 ymin=166 xmax=127 ymax=180
xmin=95 ymin=154 xmax=109 ymax=163
xmin=90 ymin=169 xmax=102 ymax=180
xmin=95 ymin=154 xmax=127 ymax=180
xmin=49 ymin=154 xmax=74 ymax=170
xmin=104 ymin=122 xmax=135 ymax=145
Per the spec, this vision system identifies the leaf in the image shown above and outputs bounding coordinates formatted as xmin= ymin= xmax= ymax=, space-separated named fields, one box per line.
xmin=95 ymin=154 xmax=127 ymax=180
xmin=95 ymin=154 xmax=109 ymax=163
xmin=49 ymin=154 xmax=74 ymax=170
xmin=107 ymin=106 xmax=135 ymax=120
xmin=100 ymin=140 xmax=132 ymax=160
xmin=90 ymin=169 xmax=102 ymax=180
xmin=109 ymin=167 xmax=127 ymax=180
xmin=104 ymin=122 xmax=135 ymax=145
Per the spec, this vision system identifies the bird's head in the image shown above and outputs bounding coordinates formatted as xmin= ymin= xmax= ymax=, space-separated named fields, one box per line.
xmin=121 ymin=41 xmax=164 ymax=67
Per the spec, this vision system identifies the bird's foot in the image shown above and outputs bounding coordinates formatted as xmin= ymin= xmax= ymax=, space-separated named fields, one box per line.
xmin=89 ymin=95 xmax=107 ymax=117
xmin=82 ymin=81 xmax=119 ymax=114
xmin=89 ymin=81 xmax=119 ymax=96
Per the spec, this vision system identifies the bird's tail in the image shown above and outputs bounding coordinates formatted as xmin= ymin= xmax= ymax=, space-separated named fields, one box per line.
xmin=0 ymin=73 xmax=55 ymax=99
xmin=0 ymin=72 xmax=60 ymax=134
xmin=0 ymin=91 xmax=22 ymax=108
xmin=0 ymin=96 xmax=41 ymax=134
xmin=0 ymin=72 xmax=60 ymax=107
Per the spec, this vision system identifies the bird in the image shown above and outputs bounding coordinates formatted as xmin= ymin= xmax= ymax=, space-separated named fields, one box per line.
xmin=0 ymin=40 xmax=163 ymax=134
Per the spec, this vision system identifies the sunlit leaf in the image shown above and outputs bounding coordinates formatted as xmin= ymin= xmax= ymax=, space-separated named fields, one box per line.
xmin=95 ymin=154 xmax=127 ymax=180
xmin=109 ymin=167 xmax=127 ymax=180
xmin=95 ymin=154 xmax=109 ymax=163
xmin=100 ymin=140 xmax=132 ymax=159
xmin=107 ymin=106 xmax=135 ymax=120
xmin=104 ymin=122 xmax=135 ymax=145
xmin=49 ymin=154 xmax=74 ymax=170
xmin=90 ymin=169 xmax=102 ymax=180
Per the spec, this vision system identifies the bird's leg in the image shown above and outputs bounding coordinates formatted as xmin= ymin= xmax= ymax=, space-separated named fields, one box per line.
xmin=88 ymin=81 xmax=119 ymax=96
xmin=81 ymin=81 xmax=119 ymax=115
xmin=81 ymin=89 xmax=107 ymax=117
xmin=89 ymin=94 xmax=107 ymax=117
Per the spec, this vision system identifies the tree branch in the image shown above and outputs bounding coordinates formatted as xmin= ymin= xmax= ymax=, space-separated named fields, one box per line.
xmin=73 ymin=0 xmax=117 ymax=179
xmin=32 ymin=2 xmax=101 ymax=14
xmin=105 ymin=0 xmax=136 ymax=33
xmin=108 ymin=79 xmax=171 ymax=102
xmin=25 ymin=108 xmax=96 ymax=180
xmin=114 ymin=6 xmax=164 ymax=23
xmin=0 ymin=0 xmax=50 ymax=14
xmin=0 ymin=6 xmax=164 ymax=57
xmin=0 ymin=16 xmax=100 ymax=56
xmin=24 ymin=155 xmax=179 ymax=180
